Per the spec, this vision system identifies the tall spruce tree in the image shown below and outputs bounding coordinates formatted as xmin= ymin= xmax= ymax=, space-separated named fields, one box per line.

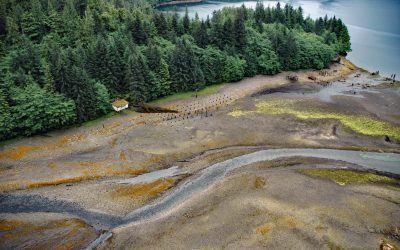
xmin=169 ymin=39 xmax=204 ymax=92
xmin=183 ymin=7 xmax=190 ymax=34
xmin=0 ymin=88 xmax=13 ymax=140
xmin=54 ymin=48 xmax=97 ymax=122
xmin=195 ymin=21 xmax=208 ymax=48
xmin=233 ymin=11 xmax=246 ymax=52
xmin=254 ymin=2 xmax=265 ymax=31
xmin=155 ymin=58 xmax=171 ymax=97
xmin=124 ymin=49 xmax=153 ymax=103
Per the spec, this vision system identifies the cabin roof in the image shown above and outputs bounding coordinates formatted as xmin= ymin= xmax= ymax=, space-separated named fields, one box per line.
xmin=112 ymin=99 xmax=129 ymax=108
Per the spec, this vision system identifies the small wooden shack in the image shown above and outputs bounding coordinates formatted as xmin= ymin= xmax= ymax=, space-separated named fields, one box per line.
xmin=112 ymin=99 xmax=129 ymax=112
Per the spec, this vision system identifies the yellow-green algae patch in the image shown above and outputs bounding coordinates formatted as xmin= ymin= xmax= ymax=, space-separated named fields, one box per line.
xmin=229 ymin=99 xmax=400 ymax=140
xmin=298 ymin=169 xmax=397 ymax=187
xmin=229 ymin=108 xmax=255 ymax=117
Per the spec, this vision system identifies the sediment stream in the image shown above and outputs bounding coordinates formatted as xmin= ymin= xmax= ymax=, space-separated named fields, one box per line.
xmin=4 ymin=148 xmax=398 ymax=231
xmin=123 ymin=148 xmax=400 ymax=224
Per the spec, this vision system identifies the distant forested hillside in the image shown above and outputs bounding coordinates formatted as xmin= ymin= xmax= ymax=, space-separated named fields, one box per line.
xmin=0 ymin=0 xmax=350 ymax=140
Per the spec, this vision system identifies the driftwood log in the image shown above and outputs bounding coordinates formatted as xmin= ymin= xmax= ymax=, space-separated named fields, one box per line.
xmin=331 ymin=57 xmax=341 ymax=64
xmin=133 ymin=103 xmax=179 ymax=113
xmin=287 ymin=73 xmax=298 ymax=82
xmin=308 ymin=75 xmax=317 ymax=81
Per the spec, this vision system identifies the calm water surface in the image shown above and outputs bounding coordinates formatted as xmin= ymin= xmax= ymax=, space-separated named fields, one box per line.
xmin=161 ymin=0 xmax=400 ymax=77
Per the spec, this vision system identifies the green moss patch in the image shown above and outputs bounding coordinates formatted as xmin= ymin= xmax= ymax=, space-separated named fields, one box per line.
xmin=298 ymin=169 xmax=398 ymax=187
xmin=229 ymin=99 xmax=400 ymax=141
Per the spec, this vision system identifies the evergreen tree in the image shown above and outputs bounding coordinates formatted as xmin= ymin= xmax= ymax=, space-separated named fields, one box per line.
xmin=0 ymin=8 xmax=5 ymax=38
xmin=124 ymin=52 xmax=151 ymax=103
xmin=21 ymin=0 xmax=45 ymax=41
xmin=87 ymin=35 xmax=108 ymax=85
xmin=198 ymin=46 xmax=225 ymax=84
xmin=169 ymin=39 xmax=204 ymax=92
xmin=104 ymin=36 xmax=126 ymax=94
xmin=94 ymin=81 xmax=111 ymax=115
xmin=61 ymin=0 xmax=79 ymax=43
xmin=5 ymin=17 xmax=20 ymax=45
xmin=195 ymin=21 xmax=208 ymax=48
xmin=233 ymin=11 xmax=246 ymax=52
xmin=153 ymin=12 xmax=168 ymax=37
xmin=130 ymin=15 xmax=147 ymax=44
xmin=210 ymin=11 xmax=224 ymax=49
xmin=336 ymin=20 xmax=351 ymax=54
xmin=274 ymin=2 xmax=284 ymax=23
xmin=46 ymin=6 xmax=65 ymax=36
xmin=314 ymin=17 xmax=324 ymax=35
xmin=155 ymin=58 xmax=171 ymax=97
xmin=278 ymin=30 xmax=297 ymax=70
xmin=54 ymin=48 xmax=97 ymax=122
xmin=80 ymin=6 xmax=95 ymax=43
xmin=183 ymin=7 xmax=190 ymax=33
xmin=170 ymin=12 xmax=182 ymax=36
xmin=42 ymin=61 xmax=55 ymax=91
xmin=265 ymin=7 xmax=273 ymax=23
xmin=222 ymin=18 xmax=234 ymax=48
xmin=145 ymin=42 xmax=162 ymax=72
xmin=0 ymin=88 xmax=14 ymax=140
xmin=296 ymin=6 xmax=304 ymax=25
xmin=7 ymin=37 xmax=43 ymax=86
xmin=68 ymin=65 xmax=97 ymax=122
xmin=254 ymin=2 xmax=265 ymax=31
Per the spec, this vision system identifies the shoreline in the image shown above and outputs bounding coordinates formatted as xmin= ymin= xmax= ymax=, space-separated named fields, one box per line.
xmin=156 ymin=0 xmax=204 ymax=8
xmin=0 ymin=57 xmax=357 ymax=146
xmin=1 ymin=58 xmax=399 ymax=193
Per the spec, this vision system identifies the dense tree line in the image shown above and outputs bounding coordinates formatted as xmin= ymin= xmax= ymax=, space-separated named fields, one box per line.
xmin=0 ymin=0 xmax=350 ymax=140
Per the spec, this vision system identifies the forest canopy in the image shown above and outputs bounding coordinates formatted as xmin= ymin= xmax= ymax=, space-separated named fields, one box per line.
xmin=0 ymin=0 xmax=351 ymax=140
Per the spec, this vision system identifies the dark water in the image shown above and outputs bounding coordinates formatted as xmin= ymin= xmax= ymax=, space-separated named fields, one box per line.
xmin=161 ymin=0 xmax=400 ymax=77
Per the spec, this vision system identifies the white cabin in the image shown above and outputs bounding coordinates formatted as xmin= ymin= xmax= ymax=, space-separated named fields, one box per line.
xmin=112 ymin=99 xmax=129 ymax=112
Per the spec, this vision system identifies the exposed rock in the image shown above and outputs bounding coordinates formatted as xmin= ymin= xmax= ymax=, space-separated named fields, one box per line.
xmin=379 ymin=239 xmax=397 ymax=250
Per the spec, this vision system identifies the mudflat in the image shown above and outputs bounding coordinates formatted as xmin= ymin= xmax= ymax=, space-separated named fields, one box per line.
xmin=1 ymin=59 xmax=399 ymax=249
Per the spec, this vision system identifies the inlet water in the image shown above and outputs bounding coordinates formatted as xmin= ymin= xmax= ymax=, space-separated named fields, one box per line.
xmin=161 ymin=0 xmax=400 ymax=78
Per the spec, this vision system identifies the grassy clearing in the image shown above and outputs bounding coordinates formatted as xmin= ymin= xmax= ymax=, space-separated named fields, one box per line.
xmin=229 ymin=99 xmax=400 ymax=141
xmin=151 ymin=83 xmax=224 ymax=105
xmin=298 ymin=169 xmax=397 ymax=187
xmin=83 ymin=112 xmax=117 ymax=127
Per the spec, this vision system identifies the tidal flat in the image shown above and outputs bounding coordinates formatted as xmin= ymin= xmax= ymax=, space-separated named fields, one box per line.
xmin=1 ymin=61 xmax=399 ymax=249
